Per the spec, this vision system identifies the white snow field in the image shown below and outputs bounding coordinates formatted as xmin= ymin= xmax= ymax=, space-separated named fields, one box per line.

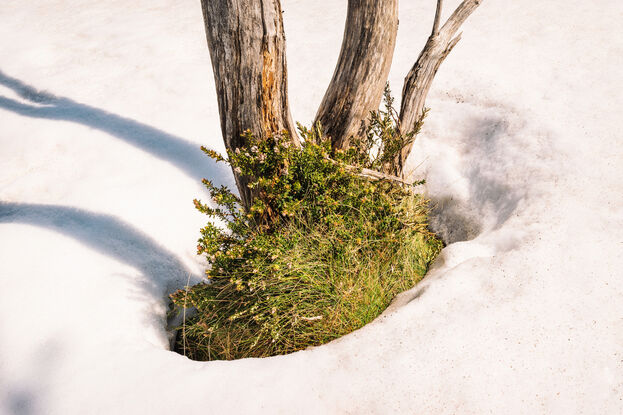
xmin=1 ymin=0 xmax=622 ymax=413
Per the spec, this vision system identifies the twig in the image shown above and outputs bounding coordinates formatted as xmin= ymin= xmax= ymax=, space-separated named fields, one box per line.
xmin=440 ymin=0 xmax=482 ymax=39
xmin=182 ymin=272 xmax=192 ymax=356
xmin=325 ymin=157 xmax=417 ymax=186
xmin=431 ymin=0 xmax=443 ymax=36
xmin=301 ymin=315 xmax=323 ymax=321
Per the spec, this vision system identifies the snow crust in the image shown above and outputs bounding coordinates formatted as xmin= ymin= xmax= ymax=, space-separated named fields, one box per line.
xmin=1 ymin=0 xmax=622 ymax=413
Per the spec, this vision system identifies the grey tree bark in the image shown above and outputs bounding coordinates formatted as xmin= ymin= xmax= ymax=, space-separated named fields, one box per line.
xmin=314 ymin=0 xmax=399 ymax=151
xmin=201 ymin=0 xmax=297 ymax=210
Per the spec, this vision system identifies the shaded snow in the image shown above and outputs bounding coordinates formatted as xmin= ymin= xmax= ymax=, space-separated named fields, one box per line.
xmin=1 ymin=0 xmax=622 ymax=413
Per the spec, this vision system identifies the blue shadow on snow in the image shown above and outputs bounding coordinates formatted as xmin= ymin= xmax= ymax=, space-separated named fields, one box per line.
xmin=0 ymin=202 xmax=197 ymax=290
xmin=0 ymin=70 xmax=233 ymax=187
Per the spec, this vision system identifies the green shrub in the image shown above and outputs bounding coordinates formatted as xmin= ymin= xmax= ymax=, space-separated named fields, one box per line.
xmin=170 ymin=89 xmax=441 ymax=360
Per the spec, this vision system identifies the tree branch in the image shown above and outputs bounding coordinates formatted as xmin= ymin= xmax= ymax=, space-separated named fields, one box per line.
xmin=326 ymin=158 xmax=417 ymax=186
xmin=431 ymin=0 xmax=443 ymax=36
xmin=395 ymin=0 xmax=483 ymax=175
xmin=358 ymin=166 xmax=417 ymax=186
xmin=439 ymin=0 xmax=482 ymax=39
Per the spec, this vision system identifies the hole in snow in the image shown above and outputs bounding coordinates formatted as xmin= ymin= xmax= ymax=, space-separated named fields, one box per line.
xmin=421 ymin=104 xmax=526 ymax=245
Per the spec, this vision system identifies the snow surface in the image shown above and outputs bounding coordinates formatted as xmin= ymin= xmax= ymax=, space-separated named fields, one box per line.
xmin=1 ymin=0 xmax=622 ymax=413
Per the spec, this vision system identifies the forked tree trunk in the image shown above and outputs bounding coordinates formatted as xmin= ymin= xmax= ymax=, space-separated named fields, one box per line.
xmin=201 ymin=0 xmax=297 ymax=210
xmin=396 ymin=0 xmax=482 ymax=174
xmin=315 ymin=0 xmax=399 ymax=150
xmin=202 ymin=0 xmax=482 ymax=204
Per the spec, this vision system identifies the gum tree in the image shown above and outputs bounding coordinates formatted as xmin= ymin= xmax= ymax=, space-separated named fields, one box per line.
xmin=201 ymin=0 xmax=482 ymax=210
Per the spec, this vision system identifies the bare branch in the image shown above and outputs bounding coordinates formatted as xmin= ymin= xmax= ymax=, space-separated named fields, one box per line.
xmin=446 ymin=33 xmax=463 ymax=55
xmin=358 ymin=166 xmax=417 ymax=186
xmin=440 ymin=0 xmax=482 ymax=39
xmin=394 ymin=0 xmax=483 ymax=175
xmin=326 ymin=157 xmax=417 ymax=186
xmin=431 ymin=0 xmax=443 ymax=36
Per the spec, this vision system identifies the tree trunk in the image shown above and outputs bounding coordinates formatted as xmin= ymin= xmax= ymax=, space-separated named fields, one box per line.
xmin=396 ymin=0 xmax=482 ymax=175
xmin=201 ymin=0 xmax=482 ymax=203
xmin=314 ymin=0 xmax=399 ymax=151
xmin=201 ymin=0 xmax=297 ymax=210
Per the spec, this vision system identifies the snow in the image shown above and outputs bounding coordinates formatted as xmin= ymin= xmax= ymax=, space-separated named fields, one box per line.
xmin=1 ymin=0 xmax=622 ymax=413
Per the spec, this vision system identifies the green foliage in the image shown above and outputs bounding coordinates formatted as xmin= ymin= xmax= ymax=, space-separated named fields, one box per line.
xmin=171 ymin=89 xmax=441 ymax=361
xmin=344 ymin=84 xmax=428 ymax=174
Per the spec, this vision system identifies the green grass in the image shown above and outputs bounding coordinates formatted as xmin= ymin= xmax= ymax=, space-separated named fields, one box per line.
xmin=171 ymin=89 xmax=441 ymax=360
xmin=172 ymin=192 xmax=441 ymax=361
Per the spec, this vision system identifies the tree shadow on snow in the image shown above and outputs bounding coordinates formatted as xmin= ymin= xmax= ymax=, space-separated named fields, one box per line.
xmin=1 ymin=340 xmax=62 ymax=415
xmin=0 ymin=202 xmax=198 ymax=294
xmin=0 ymin=70 xmax=233 ymax=188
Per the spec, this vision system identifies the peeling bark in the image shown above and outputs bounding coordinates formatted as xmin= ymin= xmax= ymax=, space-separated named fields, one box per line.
xmin=201 ymin=0 xmax=297 ymax=209
xmin=315 ymin=0 xmax=399 ymax=151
